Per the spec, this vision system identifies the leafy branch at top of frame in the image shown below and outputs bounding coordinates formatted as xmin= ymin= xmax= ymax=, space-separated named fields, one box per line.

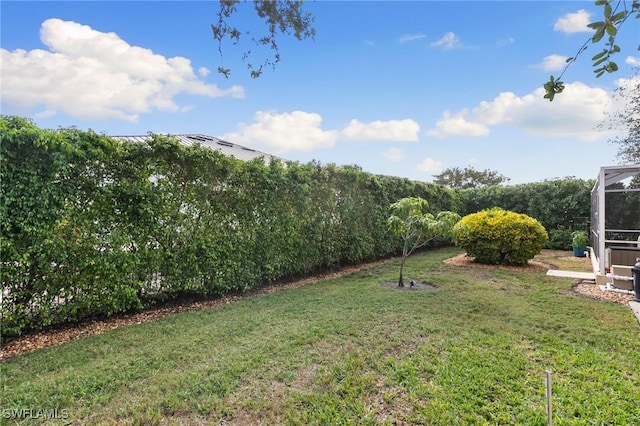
xmin=544 ymin=0 xmax=639 ymax=101
xmin=212 ymin=0 xmax=316 ymax=79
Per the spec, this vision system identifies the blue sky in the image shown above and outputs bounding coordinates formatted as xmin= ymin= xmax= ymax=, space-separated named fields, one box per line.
xmin=2 ymin=1 xmax=638 ymax=184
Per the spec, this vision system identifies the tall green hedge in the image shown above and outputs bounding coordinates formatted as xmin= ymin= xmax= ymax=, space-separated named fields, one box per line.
xmin=0 ymin=117 xmax=459 ymax=339
xmin=459 ymin=178 xmax=593 ymax=249
xmin=1 ymin=116 xmax=596 ymax=338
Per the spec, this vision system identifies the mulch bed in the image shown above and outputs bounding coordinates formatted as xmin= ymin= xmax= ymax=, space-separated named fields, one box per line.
xmin=443 ymin=253 xmax=551 ymax=272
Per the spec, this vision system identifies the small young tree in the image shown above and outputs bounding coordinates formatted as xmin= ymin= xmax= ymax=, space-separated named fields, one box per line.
xmin=387 ymin=197 xmax=460 ymax=287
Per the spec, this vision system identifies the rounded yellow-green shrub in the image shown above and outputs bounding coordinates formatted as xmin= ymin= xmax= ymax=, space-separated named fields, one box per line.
xmin=453 ymin=208 xmax=548 ymax=265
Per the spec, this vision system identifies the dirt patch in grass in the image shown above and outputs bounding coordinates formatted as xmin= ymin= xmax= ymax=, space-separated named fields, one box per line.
xmin=291 ymin=365 xmax=318 ymax=391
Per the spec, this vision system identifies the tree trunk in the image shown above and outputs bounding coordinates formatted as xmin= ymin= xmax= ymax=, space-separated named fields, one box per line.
xmin=398 ymin=255 xmax=406 ymax=287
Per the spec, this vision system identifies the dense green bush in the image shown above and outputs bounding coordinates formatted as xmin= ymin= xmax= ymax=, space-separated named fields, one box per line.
xmin=547 ymin=228 xmax=573 ymax=250
xmin=453 ymin=208 xmax=548 ymax=265
xmin=0 ymin=116 xmax=459 ymax=339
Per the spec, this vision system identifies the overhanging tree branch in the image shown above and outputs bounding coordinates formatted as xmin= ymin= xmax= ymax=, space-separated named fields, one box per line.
xmin=212 ymin=0 xmax=316 ymax=79
xmin=544 ymin=0 xmax=639 ymax=101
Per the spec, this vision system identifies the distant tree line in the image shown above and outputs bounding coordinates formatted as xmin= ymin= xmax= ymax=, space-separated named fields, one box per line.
xmin=432 ymin=166 xmax=510 ymax=189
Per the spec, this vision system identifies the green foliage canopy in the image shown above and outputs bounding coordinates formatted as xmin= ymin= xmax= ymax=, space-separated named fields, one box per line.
xmin=453 ymin=208 xmax=549 ymax=265
xmin=432 ymin=166 xmax=510 ymax=189
xmin=387 ymin=197 xmax=460 ymax=286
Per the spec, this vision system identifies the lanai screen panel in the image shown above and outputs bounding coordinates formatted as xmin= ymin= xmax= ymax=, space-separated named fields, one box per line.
xmin=591 ymin=165 xmax=640 ymax=273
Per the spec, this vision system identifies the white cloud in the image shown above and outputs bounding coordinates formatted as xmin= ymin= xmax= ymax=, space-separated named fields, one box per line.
xmin=416 ymin=158 xmax=443 ymax=173
xmin=221 ymin=111 xmax=339 ymax=153
xmin=0 ymin=19 xmax=243 ymax=122
xmin=538 ymin=54 xmax=570 ymax=71
xmin=398 ymin=33 xmax=426 ymax=44
xmin=496 ymin=37 xmax=515 ymax=47
xmin=554 ymin=9 xmax=592 ymax=33
xmin=428 ymin=82 xmax=612 ymax=141
xmin=626 ymin=56 xmax=640 ymax=66
xmin=222 ymin=112 xmax=421 ymax=153
xmin=198 ymin=67 xmax=211 ymax=77
xmin=35 ymin=109 xmax=57 ymax=119
xmin=382 ymin=147 xmax=404 ymax=162
xmin=341 ymin=119 xmax=420 ymax=141
xmin=427 ymin=109 xmax=490 ymax=138
xmin=430 ymin=32 xmax=461 ymax=50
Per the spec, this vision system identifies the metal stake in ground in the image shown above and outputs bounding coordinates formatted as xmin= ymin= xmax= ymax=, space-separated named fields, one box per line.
xmin=633 ymin=258 xmax=640 ymax=302
xmin=546 ymin=370 xmax=553 ymax=426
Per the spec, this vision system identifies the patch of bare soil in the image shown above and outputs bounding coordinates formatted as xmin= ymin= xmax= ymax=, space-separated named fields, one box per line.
xmin=1 ymin=258 xmax=397 ymax=361
xmin=380 ymin=280 xmax=437 ymax=291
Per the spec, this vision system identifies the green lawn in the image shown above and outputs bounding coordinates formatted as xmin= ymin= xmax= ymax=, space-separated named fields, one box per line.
xmin=2 ymin=248 xmax=639 ymax=425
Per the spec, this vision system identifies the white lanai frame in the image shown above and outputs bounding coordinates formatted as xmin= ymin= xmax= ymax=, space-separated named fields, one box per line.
xmin=591 ymin=164 xmax=640 ymax=273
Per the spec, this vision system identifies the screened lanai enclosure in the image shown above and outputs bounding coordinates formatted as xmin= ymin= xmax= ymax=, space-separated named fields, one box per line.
xmin=590 ymin=165 xmax=640 ymax=282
